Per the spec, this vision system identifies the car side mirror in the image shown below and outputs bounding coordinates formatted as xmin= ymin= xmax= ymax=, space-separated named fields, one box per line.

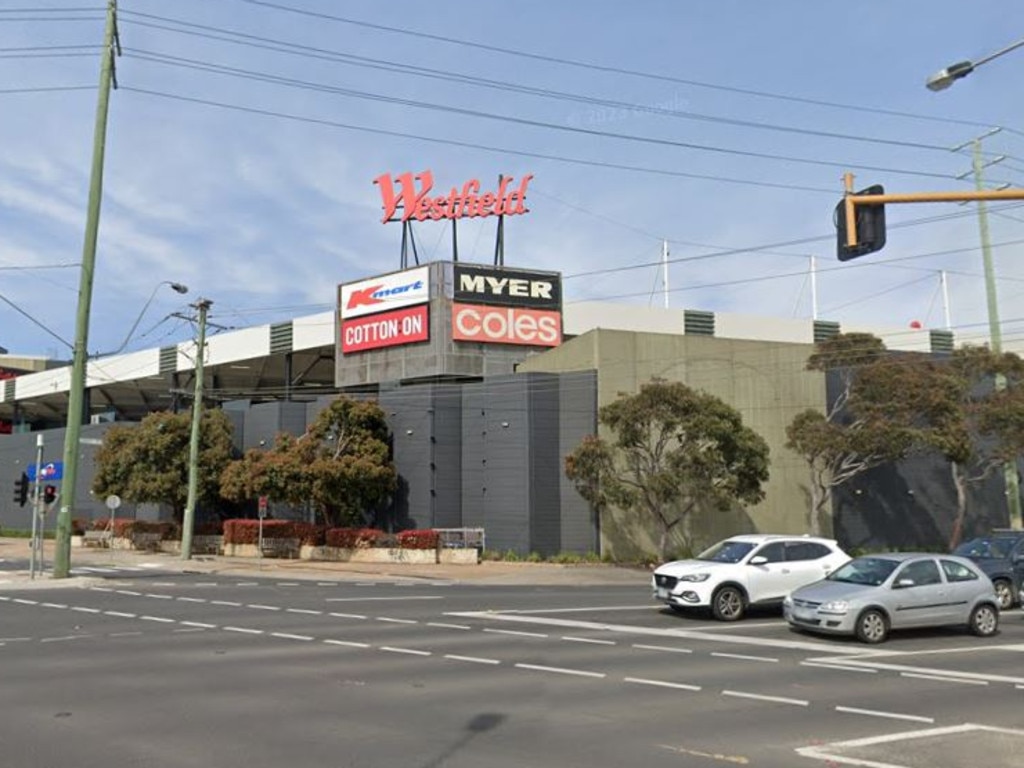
xmin=893 ymin=578 xmax=915 ymax=589
xmin=749 ymin=556 xmax=767 ymax=566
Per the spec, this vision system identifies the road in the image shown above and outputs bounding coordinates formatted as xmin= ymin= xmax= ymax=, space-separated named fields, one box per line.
xmin=1 ymin=560 xmax=1023 ymax=767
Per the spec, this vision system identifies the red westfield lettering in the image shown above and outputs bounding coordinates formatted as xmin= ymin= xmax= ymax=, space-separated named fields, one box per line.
xmin=375 ymin=170 xmax=533 ymax=224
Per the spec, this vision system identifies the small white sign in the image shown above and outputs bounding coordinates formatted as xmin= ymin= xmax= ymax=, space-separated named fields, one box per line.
xmin=105 ymin=495 xmax=122 ymax=511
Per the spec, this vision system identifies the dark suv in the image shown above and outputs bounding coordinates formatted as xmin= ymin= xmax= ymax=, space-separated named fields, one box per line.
xmin=952 ymin=531 xmax=1024 ymax=610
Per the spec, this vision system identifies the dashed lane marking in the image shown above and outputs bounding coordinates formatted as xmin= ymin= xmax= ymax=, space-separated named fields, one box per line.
xmin=722 ymin=690 xmax=808 ymax=707
xmin=444 ymin=654 xmax=500 ymax=665
xmin=900 ymin=672 xmax=988 ymax=686
xmin=834 ymin=706 xmax=934 ymax=724
xmin=515 ymin=663 xmax=605 ymax=679
xmin=711 ymin=652 xmax=778 ymax=663
xmin=625 ymin=677 xmax=701 ymax=691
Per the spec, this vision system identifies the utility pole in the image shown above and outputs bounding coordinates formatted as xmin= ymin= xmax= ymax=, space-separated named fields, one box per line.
xmin=180 ymin=298 xmax=212 ymax=561
xmin=661 ymin=240 xmax=670 ymax=309
xmin=53 ymin=0 xmax=120 ymax=578
xmin=963 ymin=137 xmax=1022 ymax=529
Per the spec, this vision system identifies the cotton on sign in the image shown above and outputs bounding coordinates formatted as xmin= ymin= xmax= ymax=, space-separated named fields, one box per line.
xmin=451 ymin=303 xmax=561 ymax=347
xmin=342 ymin=305 xmax=429 ymax=353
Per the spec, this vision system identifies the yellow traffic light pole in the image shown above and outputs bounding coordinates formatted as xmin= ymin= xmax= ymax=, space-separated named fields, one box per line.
xmin=842 ymin=172 xmax=1024 ymax=249
xmin=840 ymin=172 xmax=1024 ymax=531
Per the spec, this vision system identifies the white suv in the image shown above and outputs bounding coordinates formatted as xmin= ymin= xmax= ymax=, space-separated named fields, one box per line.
xmin=652 ymin=534 xmax=850 ymax=621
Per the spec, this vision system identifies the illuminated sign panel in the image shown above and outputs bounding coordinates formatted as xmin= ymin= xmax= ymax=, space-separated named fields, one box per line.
xmin=341 ymin=305 xmax=430 ymax=353
xmin=453 ymin=265 xmax=561 ymax=310
xmin=339 ymin=266 xmax=430 ymax=320
xmin=375 ymin=170 xmax=532 ymax=224
xmin=451 ymin=303 xmax=561 ymax=348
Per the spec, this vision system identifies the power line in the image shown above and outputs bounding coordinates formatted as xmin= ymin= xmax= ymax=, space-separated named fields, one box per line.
xmin=115 ymin=13 xmax=962 ymax=156
xmin=118 ymin=86 xmax=838 ymax=195
xmin=123 ymin=49 xmax=963 ymax=181
xmin=232 ymin=0 xmax=1010 ymax=133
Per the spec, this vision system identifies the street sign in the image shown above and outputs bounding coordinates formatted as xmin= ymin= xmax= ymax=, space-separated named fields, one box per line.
xmin=27 ymin=461 xmax=63 ymax=482
xmin=258 ymin=495 xmax=268 ymax=519
xmin=105 ymin=495 xmax=122 ymax=511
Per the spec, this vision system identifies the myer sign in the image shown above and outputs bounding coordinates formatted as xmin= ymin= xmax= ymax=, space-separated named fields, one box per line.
xmin=453 ymin=265 xmax=561 ymax=310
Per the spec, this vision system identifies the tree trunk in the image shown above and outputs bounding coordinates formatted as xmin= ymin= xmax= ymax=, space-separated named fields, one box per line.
xmin=948 ymin=461 xmax=969 ymax=550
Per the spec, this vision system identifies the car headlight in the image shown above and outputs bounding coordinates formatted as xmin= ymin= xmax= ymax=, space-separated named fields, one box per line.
xmin=819 ymin=600 xmax=850 ymax=615
xmin=677 ymin=573 xmax=711 ymax=583
xmin=782 ymin=595 xmax=793 ymax=607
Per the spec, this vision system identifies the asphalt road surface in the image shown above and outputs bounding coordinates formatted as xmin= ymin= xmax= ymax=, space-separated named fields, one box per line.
xmin=2 ymin=568 xmax=1023 ymax=768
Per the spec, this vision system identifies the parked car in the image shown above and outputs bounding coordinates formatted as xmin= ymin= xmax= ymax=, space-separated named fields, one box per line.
xmin=784 ymin=552 xmax=999 ymax=644
xmin=652 ymin=534 xmax=850 ymax=621
xmin=951 ymin=531 xmax=1024 ymax=610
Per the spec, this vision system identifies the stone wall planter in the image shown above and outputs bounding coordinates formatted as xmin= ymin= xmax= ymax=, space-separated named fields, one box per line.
xmin=159 ymin=536 xmax=223 ymax=556
xmin=223 ymin=538 xmax=300 ymax=559
xmin=298 ymin=545 xmax=478 ymax=564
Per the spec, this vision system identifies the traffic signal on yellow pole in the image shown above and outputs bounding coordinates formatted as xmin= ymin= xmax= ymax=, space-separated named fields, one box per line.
xmin=12 ymin=473 xmax=29 ymax=507
xmin=836 ymin=184 xmax=887 ymax=261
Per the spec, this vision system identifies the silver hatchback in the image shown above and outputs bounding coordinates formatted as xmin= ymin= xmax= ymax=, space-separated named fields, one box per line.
xmin=784 ymin=552 xmax=999 ymax=644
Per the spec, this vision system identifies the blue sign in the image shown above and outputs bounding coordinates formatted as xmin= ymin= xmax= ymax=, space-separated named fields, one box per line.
xmin=27 ymin=461 xmax=63 ymax=482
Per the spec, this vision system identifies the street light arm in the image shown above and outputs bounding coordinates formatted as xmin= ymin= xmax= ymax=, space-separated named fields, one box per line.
xmin=926 ymin=35 xmax=1024 ymax=91
xmin=101 ymin=280 xmax=188 ymax=356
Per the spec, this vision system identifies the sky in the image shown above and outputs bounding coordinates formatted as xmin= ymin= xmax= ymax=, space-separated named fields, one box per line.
xmin=2 ymin=0 xmax=1024 ymax=359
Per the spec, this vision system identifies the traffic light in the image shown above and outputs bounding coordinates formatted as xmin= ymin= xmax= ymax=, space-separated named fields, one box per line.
xmin=43 ymin=485 xmax=57 ymax=506
xmin=836 ymin=184 xmax=886 ymax=261
xmin=12 ymin=473 xmax=28 ymax=507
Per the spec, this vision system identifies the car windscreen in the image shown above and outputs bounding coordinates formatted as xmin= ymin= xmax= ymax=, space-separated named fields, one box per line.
xmin=827 ymin=557 xmax=899 ymax=587
xmin=953 ymin=537 xmax=1013 ymax=559
xmin=697 ymin=540 xmax=756 ymax=564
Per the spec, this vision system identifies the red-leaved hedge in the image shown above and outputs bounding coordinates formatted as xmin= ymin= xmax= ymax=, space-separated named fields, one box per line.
xmin=395 ymin=529 xmax=439 ymax=550
xmin=325 ymin=527 xmax=386 ymax=548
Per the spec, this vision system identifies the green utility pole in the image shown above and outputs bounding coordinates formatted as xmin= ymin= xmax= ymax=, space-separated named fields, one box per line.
xmin=970 ymin=139 xmax=1023 ymax=529
xmin=53 ymin=0 xmax=120 ymax=578
xmin=180 ymin=298 xmax=212 ymax=561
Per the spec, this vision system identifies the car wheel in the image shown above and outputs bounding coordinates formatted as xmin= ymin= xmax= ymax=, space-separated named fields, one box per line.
xmin=711 ymin=586 xmax=745 ymax=622
xmin=969 ymin=603 xmax=999 ymax=637
xmin=992 ymin=580 xmax=1014 ymax=610
xmin=855 ymin=609 xmax=889 ymax=644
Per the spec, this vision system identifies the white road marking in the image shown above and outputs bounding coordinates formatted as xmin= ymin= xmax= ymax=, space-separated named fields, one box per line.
xmin=223 ymin=627 xmax=264 ymax=635
xmin=104 ymin=611 xmax=136 ymax=618
xmin=71 ymin=607 xmax=101 ymax=614
xmin=711 ymin=652 xmax=778 ymax=663
xmin=562 ymin=636 xmax=616 ymax=645
xmin=316 ymin=582 xmax=335 ymax=587
xmin=195 ymin=582 xmax=218 ymax=587
xmin=116 ymin=590 xmax=142 ymax=596
xmin=109 ymin=631 xmax=142 ymax=637
xmin=276 ymin=583 xmax=300 ymax=587
xmin=286 ymin=608 xmax=322 ymax=615
xmin=900 ymin=672 xmax=988 ymax=686
xmin=176 ymin=597 xmax=206 ymax=603
xmin=380 ymin=646 xmax=431 ymax=656
xmin=515 ymin=663 xmax=605 ymax=679
xmin=834 ymin=706 xmax=934 ymax=723
xmin=496 ymin=605 xmax=656 ymax=614
xmin=444 ymin=654 xmax=501 ymax=665
xmin=173 ymin=628 xmax=207 ymax=633
xmin=40 ymin=603 xmax=67 ymax=609
xmin=41 ymin=636 xmax=85 ymax=643
xmin=689 ymin=621 xmax=784 ymax=631
xmin=151 ymin=582 xmax=176 ymax=587
xmin=796 ymin=723 xmax=1024 ymax=767
xmin=325 ymin=596 xmax=443 ymax=602
xmin=211 ymin=601 xmax=242 ymax=607
xmin=722 ymin=690 xmax=808 ymax=706
xmin=427 ymin=622 xmax=471 ymax=630
xmin=144 ymin=594 xmax=173 ymax=600
xmin=814 ymin=658 xmax=1024 ymax=686
xmin=449 ymin=611 xmax=838 ymax=653
xmin=323 ymin=639 xmax=370 ymax=648
xmin=236 ymin=582 xmax=258 ymax=586
xmin=247 ymin=604 xmax=280 ymax=611
xmin=271 ymin=632 xmax=313 ymax=641
xmin=14 ymin=599 xmax=38 ymax=605
xmin=140 ymin=616 xmax=175 ymax=623
xmin=483 ymin=628 xmax=548 ymax=639
xmin=800 ymin=661 xmax=877 ymax=674
xmin=90 ymin=587 xmax=113 ymax=592
xmin=376 ymin=617 xmax=417 ymax=624
xmin=180 ymin=621 xmax=216 ymax=628
xmin=329 ymin=612 xmax=367 ymax=620
xmin=624 ymin=677 xmax=701 ymax=691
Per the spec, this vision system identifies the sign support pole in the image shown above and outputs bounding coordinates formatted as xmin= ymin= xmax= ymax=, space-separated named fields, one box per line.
xmin=29 ymin=435 xmax=43 ymax=579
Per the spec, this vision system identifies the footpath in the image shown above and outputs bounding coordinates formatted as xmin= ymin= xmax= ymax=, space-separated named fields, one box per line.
xmin=0 ymin=536 xmax=651 ymax=589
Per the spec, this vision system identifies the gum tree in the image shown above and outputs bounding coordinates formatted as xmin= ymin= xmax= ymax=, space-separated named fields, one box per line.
xmin=565 ymin=379 xmax=770 ymax=559
xmin=220 ymin=396 xmax=397 ymax=528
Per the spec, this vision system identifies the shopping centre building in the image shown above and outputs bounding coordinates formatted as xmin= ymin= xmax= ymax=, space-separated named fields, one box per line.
xmin=5 ymin=254 xmax=1000 ymax=558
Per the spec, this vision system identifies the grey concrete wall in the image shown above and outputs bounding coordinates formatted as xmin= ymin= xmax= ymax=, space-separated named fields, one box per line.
xmin=517 ymin=329 xmax=824 ymax=558
xmin=558 ymin=371 xmax=599 ymax=553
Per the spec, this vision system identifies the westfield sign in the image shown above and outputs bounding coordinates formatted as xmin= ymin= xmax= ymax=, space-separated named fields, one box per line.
xmin=375 ymin=170 xmax=533 ymax=224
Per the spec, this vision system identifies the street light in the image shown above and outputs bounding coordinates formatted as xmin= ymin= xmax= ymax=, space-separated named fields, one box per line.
xmin=926 ymin=36 xmax=1024 ymax=90
xmin=101 ymin=280 xmax=188 ymax=356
